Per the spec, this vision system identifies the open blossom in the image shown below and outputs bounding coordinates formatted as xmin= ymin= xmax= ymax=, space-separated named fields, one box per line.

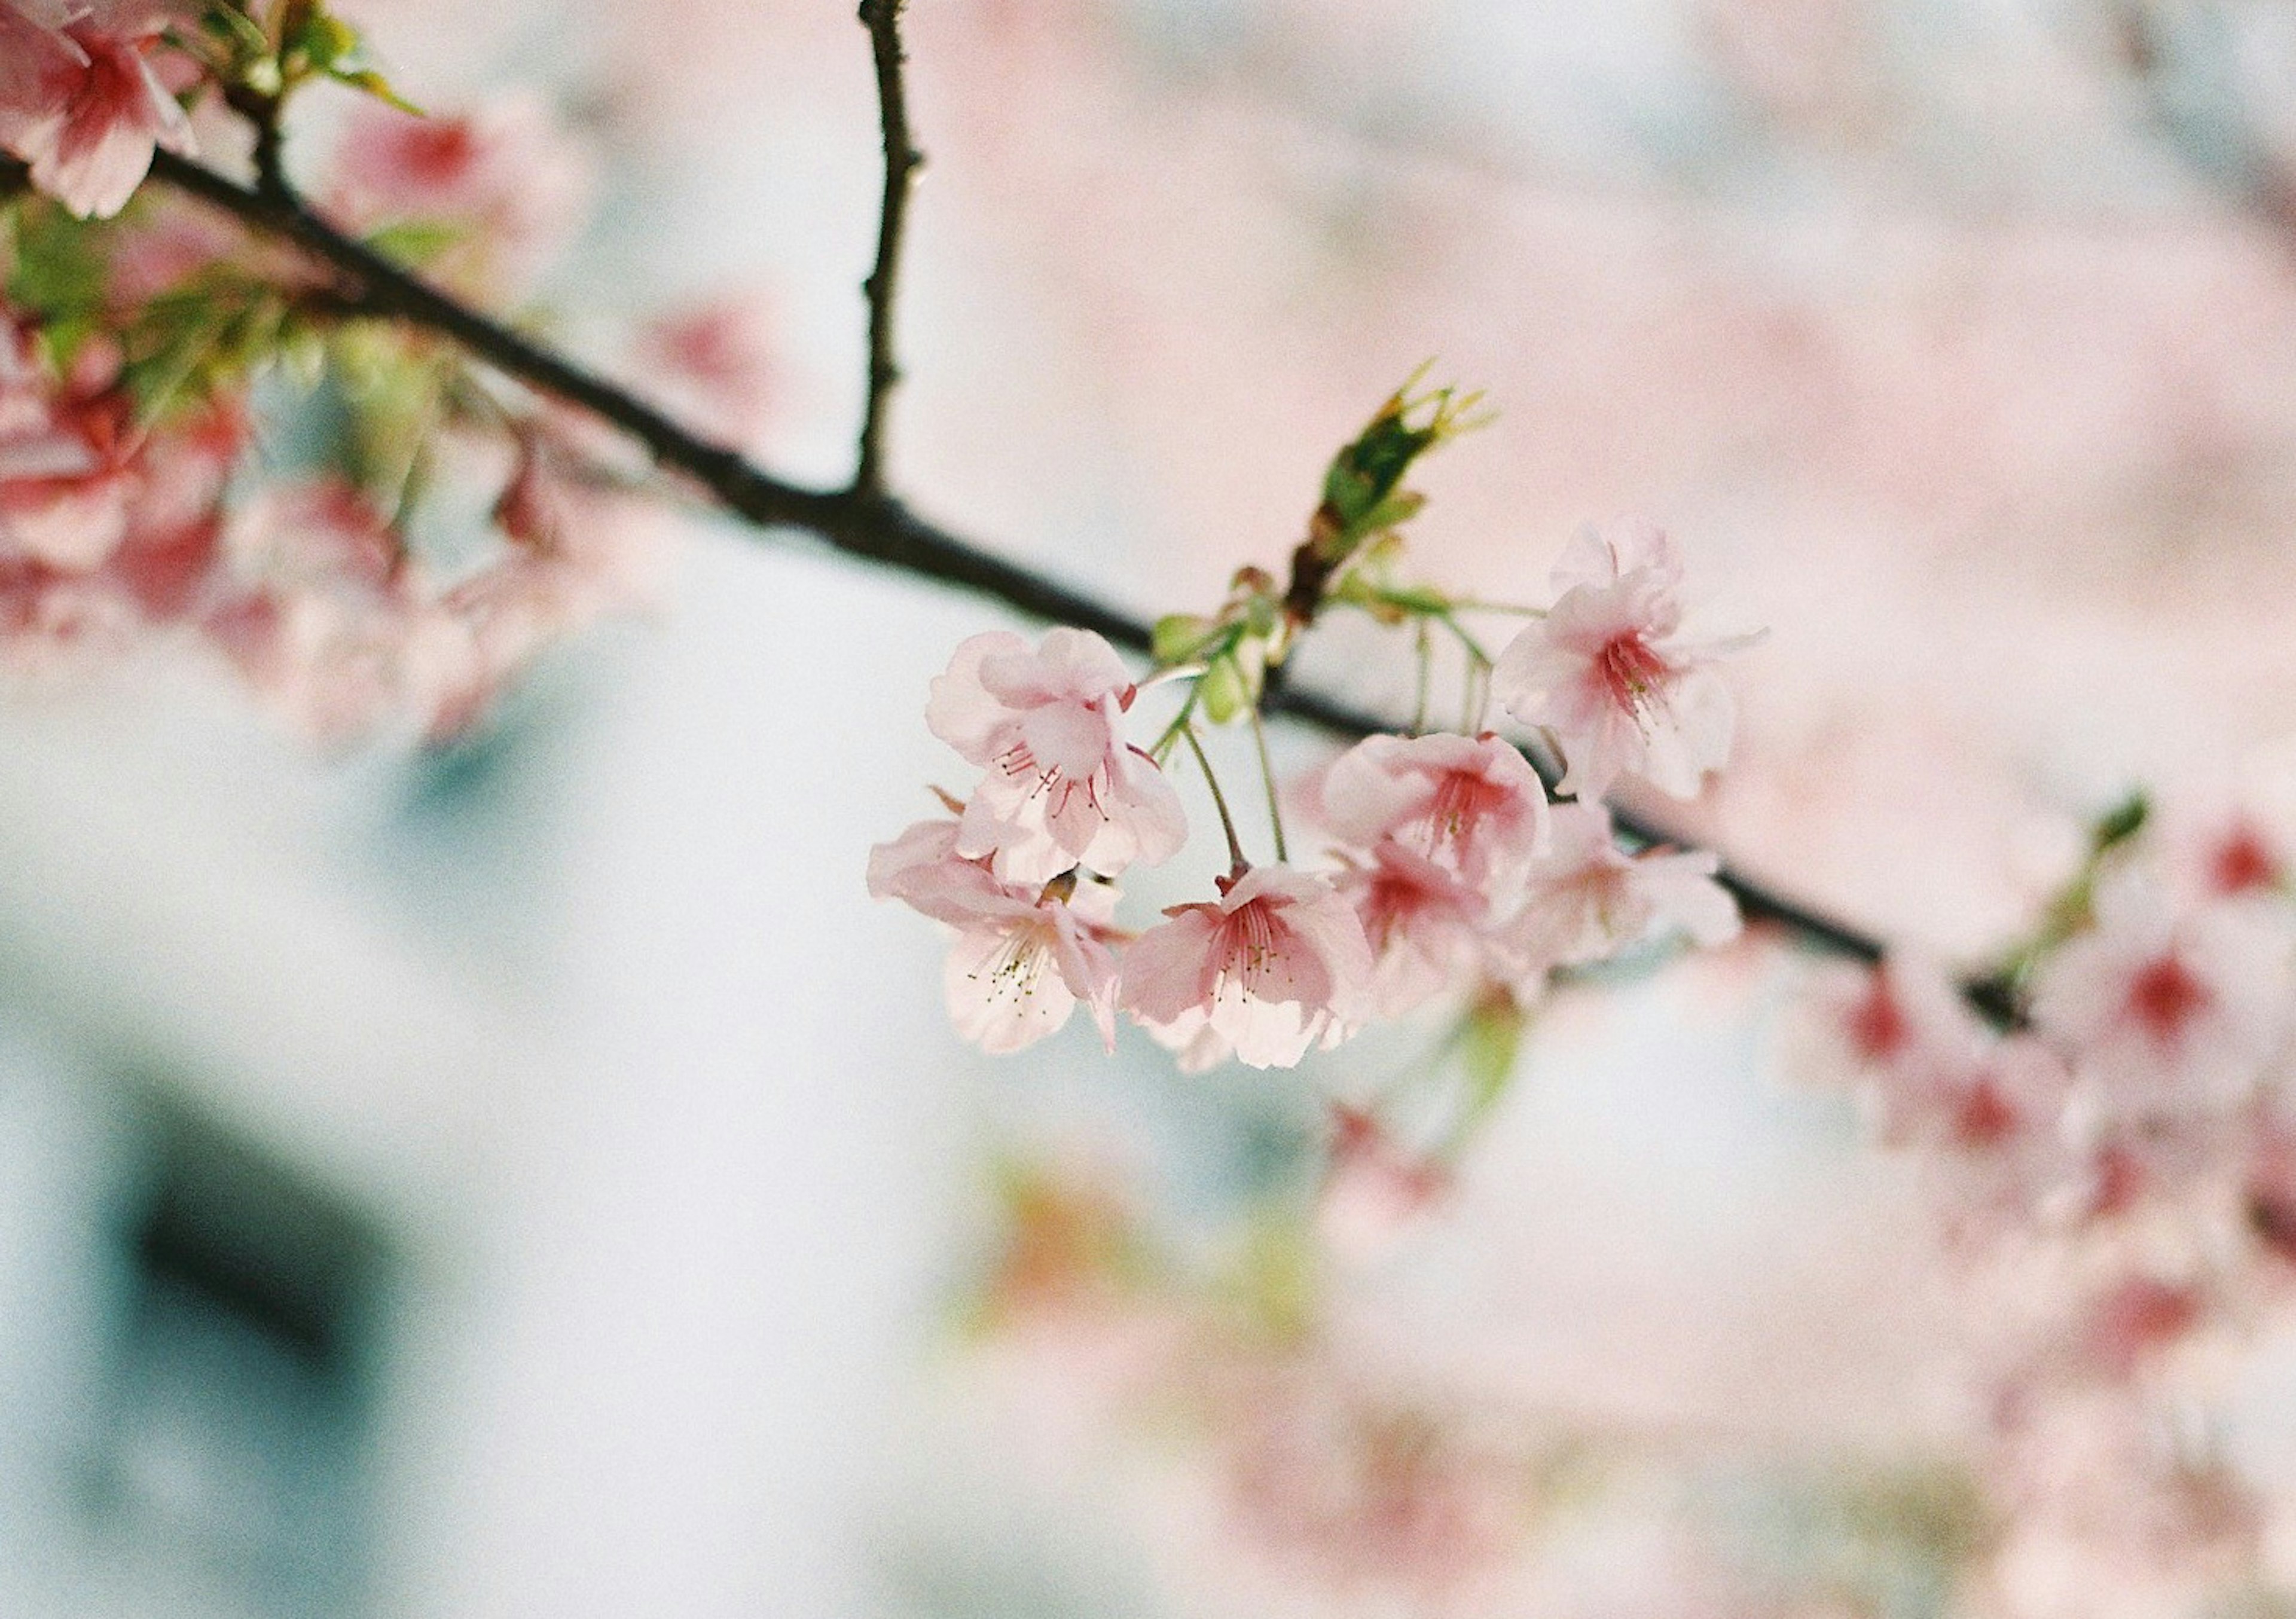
xmin=1320 ymin=731 xmax=1549 ymax=887
xmin=1330 ymin=839 xmax=1491 ymax=1018
xmin=1500 ymin=801 xmax=1739 ymax=977
xmin=1490 ymin=518 xmax=1755 ymax=800
xmin=1120 ymin=863 xmax=1373 ymax=1071
xmin=926 ymin=627 xmax=1186 ymax=885
xmin=0 ymin=2 xmax=194 ymax=220
xmin=0 ymin=376 xmax=137 ymax=571
xmin=326 ymin=93 xmax=593 ymax=301
xmin=868 ymin=815 xmax=1123 ymax=1053
xmin=2030 ymin=875 xmax=2292 ymax=1115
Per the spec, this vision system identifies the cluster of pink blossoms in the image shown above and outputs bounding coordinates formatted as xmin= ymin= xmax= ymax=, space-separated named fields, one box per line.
xmin=1817 ymin=795 xmax=2296 ymax=1611
xmin=0 ymin=14 xmax=777 ymax=737
xmin=872 ymin=508 xmax=1755 ymax=1074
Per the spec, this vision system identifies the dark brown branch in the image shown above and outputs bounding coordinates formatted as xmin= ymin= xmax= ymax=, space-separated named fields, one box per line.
xmin=854 ymin=0 xmax=921 ymax=494
xmin=113 ymin=149 xmax=1898 ymax=974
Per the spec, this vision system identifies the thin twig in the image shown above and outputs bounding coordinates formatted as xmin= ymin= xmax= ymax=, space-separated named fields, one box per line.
xmin=40 ymin=151 xmax=1904 ymax=976
xmin=1247 ymin=705 xmax=1289 ymax=863
xmin=854 ymin=0 xmax=921 ymax=494
xmin=1180 ymin=725 xmax=1250 ymax=876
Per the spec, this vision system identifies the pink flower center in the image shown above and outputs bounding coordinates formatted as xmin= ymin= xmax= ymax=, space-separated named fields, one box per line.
xmin=1843 ymin=976 xmax=1910 ymax=1064
xmin=2209 ymin=824 xmax=2281 ymax=896
xmin=1595 ymin=630 xmax=1671 ymax=713
xmin=2123 ymin=953 xmax=2210 ymax=1049
xmin=398 ymin=119 xmax=484 ymax=187
xmin=1950 ymin=1078 xmax=2018 ymax=1148
xmin=1425 ymin=768 xmax=1506 ymax=851
xmin=1214 ymin=895 xmax=1281 ymax=985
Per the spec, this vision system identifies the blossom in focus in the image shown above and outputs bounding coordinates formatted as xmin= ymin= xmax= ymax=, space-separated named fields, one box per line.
xmin=2029 ymin=875 xmax=2292 ymax=1115
xmin=869 ymin=815 xmax=1124 ymax=1053
xmin=926 ymin=627 xmax=1186 ymax=885
xmin=1500 ymin=801 xmax=1739 ymax=977
xmin=1120 ymin=862 xmax=1373 ymax=1071
xmin=1320 ymin=731 xmax=1549 ymax=887
xmin=1490 ymin=518 xmax=1754 ymax=800
xmin=0 ymin=1 xmax=194 ymax=219
xmin=325 ymin=93 xmax=593 ymax=300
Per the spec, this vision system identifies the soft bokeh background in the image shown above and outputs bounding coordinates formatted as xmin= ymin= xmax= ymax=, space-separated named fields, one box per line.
xmin=5 ymin=1 xmax=2296 ymax=1613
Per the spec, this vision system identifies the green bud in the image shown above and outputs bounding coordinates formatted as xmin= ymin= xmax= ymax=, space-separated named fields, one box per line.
xmin=1199 ymin=654 xmax=1250 ymax=725
xmin=1152 ymin=612 xmax=1213 ymax=666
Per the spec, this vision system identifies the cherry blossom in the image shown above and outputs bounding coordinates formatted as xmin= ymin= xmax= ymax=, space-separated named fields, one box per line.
xmin=1320 ymin=730 xmax=1550 ymax=887
xmin=0 ymin=377 xmax=137 ymax=572
xmin=1119 ymin=862 xmax=1373 ymax=1071
xmin=926 ymin=627 xmax=1186 ymax=885
xmin=1491 ymin=518 xmax=1754 ymax=801
xmin=0 ymin=1 xmax=194 ymax=220
xmin=326 ymin=92 xmax=593 ymax=300
xmin=2029 ymin=875 xmax=2293 ymax=1116
xmin=1500 ymin=801 xmax=1740 ymax=977
xmin=868 ymin=815 xmax=1124 ymax=1053
xmin=1330 ymin=838 xmax=1492 ymax=1018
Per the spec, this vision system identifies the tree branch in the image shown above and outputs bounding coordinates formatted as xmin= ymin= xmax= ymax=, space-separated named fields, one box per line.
xmin=69 ymin=148 xmax=1900 ymax=976
xmin=854 ymin=0 xmax=922 ymax=494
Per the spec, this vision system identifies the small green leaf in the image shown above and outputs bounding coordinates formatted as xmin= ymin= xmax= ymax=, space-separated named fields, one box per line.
xmin=330 ymin=66 xmax=422 ymax=115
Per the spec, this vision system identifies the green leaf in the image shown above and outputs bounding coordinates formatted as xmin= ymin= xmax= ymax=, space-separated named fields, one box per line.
xmin=329 ymin=66 xmax=422 ymax=115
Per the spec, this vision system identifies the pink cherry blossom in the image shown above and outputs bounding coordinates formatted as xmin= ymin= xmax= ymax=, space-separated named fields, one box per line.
xmin=1330 ymin=838 xmax=1492 ymax=1018
xmin=926 ymin=627 xmax=1186 ymax=885
xmin=0 ymin=384 xmax=137 ymax=571
xmin=0 ymin=2 xmax=194 ymax=221
xmin=1119 ymin=862 xmax=1373 ymax=1071
xmin=2030 ymin=876 xmax=2292 ymax=1116
xmin=869 ymin=815 xmax=1124 ymax=1053
xmin=1500 ymin=801 xmax=1740 ymax=977
xmin=326 ymin=92 xmax=593 ymax=300
xmin=632 ymin=294 xmax=778 ymax=447
xmin=1490 ymin=517 xmax=1755 ymax=800
xmin=1315 ymin=1104 xmax=1451 ymax=1258
xmin=1319 ymin=730 xmax=1549 ymax=887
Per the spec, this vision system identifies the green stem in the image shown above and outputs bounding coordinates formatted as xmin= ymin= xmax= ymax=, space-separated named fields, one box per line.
xmin=1179 ymin=724 xmax=1248 ymax=876
xmin=1248 ymin=704 xmax=1289 ymax=863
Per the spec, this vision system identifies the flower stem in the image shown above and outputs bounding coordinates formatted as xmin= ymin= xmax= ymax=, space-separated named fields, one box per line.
xmin=1180 ymin=723 xmax=1249 ymax=876
xmin=1248 ymin=704 xmax=1289 ymax=863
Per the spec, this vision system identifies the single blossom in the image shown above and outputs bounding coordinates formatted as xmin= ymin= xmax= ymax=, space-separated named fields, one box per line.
xmin=2030 ymin=875 xmax=2292 ymax=1116
xmin=1330 ymin=839 xmax=1492 ymax=1018
xmin=0 ymin=2 xmax=194 ymax=220
xmin=326 ymin=92 xmax=593 ymax=300
xmin=0 ymin=383 xmax=138 ymax=571
xmin=868 ymin=815 xmax=1123 ymax=1053
xmin=927 ymin=627 xmax=1186 ymax=885
xmin=1315 ymin=1104 xmax=1451 ymax=1258
xmin=1489 ymin=517 xmax=1755 ymax=800
xmin=1320 ymin=731 xmax=1549 ymax=887
xmin=1119 ymin=862 xmax=1373 ymax=1071
xmin=633 ymin=294 xmax=778 ymax=447
xmin=1499 ymin=801 xmax=1739 ymax=978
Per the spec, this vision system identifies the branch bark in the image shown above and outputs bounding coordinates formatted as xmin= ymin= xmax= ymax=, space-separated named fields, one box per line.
xmin=854 ymin=0 xmax=923 ymax=494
